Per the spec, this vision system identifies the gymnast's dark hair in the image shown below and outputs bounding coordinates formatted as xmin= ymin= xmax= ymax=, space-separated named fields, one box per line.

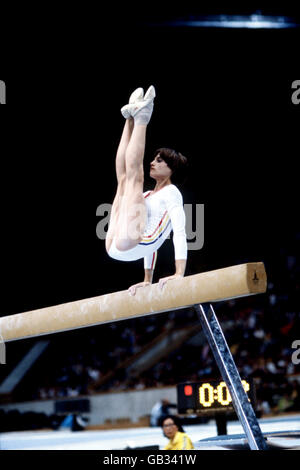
xmin=160 ymin=415 xmax=185 ymax=437
xmin=154 ymin=147 xmax=188 ymax=186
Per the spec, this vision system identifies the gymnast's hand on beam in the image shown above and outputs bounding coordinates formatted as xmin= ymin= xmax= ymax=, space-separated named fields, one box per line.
xmin=158 ymin=274 xmax=184 ymax=290
xmin=128 ymin=281 xmax=151 ymax=296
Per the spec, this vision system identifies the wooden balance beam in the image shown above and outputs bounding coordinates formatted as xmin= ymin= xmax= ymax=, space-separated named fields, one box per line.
xmin=0 ymin=262 xmax=267 ymax=342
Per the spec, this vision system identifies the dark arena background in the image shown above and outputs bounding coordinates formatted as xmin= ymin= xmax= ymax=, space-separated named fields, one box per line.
xmin=0 ymin=4 xmax=300 ymax=459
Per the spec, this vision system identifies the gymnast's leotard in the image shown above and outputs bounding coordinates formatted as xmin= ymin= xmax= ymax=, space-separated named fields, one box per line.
xmin=108 ymin=184 xmax=187 ymax=270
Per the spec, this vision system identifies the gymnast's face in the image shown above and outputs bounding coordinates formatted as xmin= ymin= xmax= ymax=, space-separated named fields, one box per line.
xmin=150 ymin=154 xmax=172 ymax=181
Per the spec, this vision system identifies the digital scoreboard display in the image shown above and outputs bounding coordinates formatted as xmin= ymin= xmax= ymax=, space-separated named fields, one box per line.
xmin=177 ymin=379 xmax=255 ymax=414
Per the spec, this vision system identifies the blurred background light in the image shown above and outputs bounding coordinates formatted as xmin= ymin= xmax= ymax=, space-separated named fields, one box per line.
xmin=150 ymin=13 xmax=300 ymax=29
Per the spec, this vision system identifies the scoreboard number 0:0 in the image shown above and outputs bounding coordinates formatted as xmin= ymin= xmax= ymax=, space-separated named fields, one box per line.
xmin=198 ymin=380 xmax=250 ymax=408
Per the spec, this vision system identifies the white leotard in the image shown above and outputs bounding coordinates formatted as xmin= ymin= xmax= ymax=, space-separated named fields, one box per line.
xmin=108 ymin=184 xmax=187 ymax=270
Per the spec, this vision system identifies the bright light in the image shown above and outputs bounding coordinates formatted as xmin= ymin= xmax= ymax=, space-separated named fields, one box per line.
xmin=160 ymin=14 xmax=299 ymax=29
xmin=184 ymin=385 xmax=193 ymax=396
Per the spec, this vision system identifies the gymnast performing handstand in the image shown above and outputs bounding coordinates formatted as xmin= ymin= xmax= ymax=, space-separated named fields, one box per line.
xmin=105 ymin=86 xmax=188 ymax=295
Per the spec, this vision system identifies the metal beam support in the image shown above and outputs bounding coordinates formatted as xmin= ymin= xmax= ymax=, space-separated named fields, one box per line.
xmin=194 ymin=303 xmax=268 ymax=450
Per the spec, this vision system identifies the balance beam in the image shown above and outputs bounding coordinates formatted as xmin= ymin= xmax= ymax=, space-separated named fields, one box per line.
xmin=0 ymin=262 xmax=266 ymax=342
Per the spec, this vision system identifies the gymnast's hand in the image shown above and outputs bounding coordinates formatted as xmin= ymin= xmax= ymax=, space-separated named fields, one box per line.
xmin=158 ymin=274 xmax=184 ymax=290
xmin=128 ymin=281 xmax=151 ymax=296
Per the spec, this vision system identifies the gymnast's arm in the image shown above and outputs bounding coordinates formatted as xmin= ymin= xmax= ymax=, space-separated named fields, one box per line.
xmin=144 ymin=265 xmax=154 ymax=284
xmin=174 ymin=259 xmax=186 ymax=276
xmin=128 ymin=252 xmax=157 ymax=296
xmin=158 ymin=191 xmax=187 ymax=288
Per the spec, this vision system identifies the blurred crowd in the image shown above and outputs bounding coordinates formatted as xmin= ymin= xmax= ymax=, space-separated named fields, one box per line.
xmin=5 ymin=246 xmax=300 ymax=417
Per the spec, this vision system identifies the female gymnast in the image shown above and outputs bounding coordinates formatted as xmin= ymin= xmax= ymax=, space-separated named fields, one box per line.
xmin=105 ymin=86 xmax=188 ymax=295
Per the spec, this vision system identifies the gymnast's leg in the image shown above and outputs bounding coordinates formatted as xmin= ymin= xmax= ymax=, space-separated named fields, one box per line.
xmin=105 ymin=117 xmax=134 ymax=253
xmin=115 ymin=122 xmax=148 ymax=251
xmin=106 ymin=86 xmax=155 ymax=253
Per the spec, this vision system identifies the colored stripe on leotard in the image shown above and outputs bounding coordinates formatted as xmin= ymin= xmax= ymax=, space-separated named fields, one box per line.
xmin=139 ymin=211 xmax=171 ymax=246
xmin=150 ymin=251 xmax=157 ymax=270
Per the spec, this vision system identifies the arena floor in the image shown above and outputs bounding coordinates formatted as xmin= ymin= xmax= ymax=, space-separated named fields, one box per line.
xmin=1 ymin=414 xmax=299 ymax=450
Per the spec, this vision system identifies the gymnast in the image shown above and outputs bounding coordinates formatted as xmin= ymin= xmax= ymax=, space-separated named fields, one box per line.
xmin=105 ymin=86 xmax=188 ymax=295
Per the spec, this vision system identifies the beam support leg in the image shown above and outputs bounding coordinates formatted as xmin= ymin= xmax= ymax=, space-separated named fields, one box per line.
xmin=194 ymin=303 xmax=268 ymax=450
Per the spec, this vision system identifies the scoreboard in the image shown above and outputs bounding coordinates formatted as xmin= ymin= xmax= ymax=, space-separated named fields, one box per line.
xmin=177 ymin=378 xmax=255 ymax=415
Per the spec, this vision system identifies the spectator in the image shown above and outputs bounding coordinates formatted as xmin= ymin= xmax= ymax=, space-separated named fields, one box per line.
xmin=150 ymin=399 xmax=177 ymax=427
xmin=161 ymin=415 xmax=194 ymax=450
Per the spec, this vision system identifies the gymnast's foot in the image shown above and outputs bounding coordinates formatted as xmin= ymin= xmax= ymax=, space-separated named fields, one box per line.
xmin=121 ymin=87 xmax=144 ymax=119
xmin=121 ymin=85 xmax=156 ymax=125
xmin=144 ymin=85 xmax=156 ymax=102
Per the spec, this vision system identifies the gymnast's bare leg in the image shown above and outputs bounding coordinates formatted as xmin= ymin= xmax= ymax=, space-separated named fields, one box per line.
xmin=105 ymin=117 xmax=134 ymax=252
xmin=105 ymin=86 xmax=155 ymax=253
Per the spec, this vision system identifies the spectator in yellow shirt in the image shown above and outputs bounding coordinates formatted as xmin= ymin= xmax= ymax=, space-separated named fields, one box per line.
xmin=161 ymin=415 xmax=194 ymax=450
